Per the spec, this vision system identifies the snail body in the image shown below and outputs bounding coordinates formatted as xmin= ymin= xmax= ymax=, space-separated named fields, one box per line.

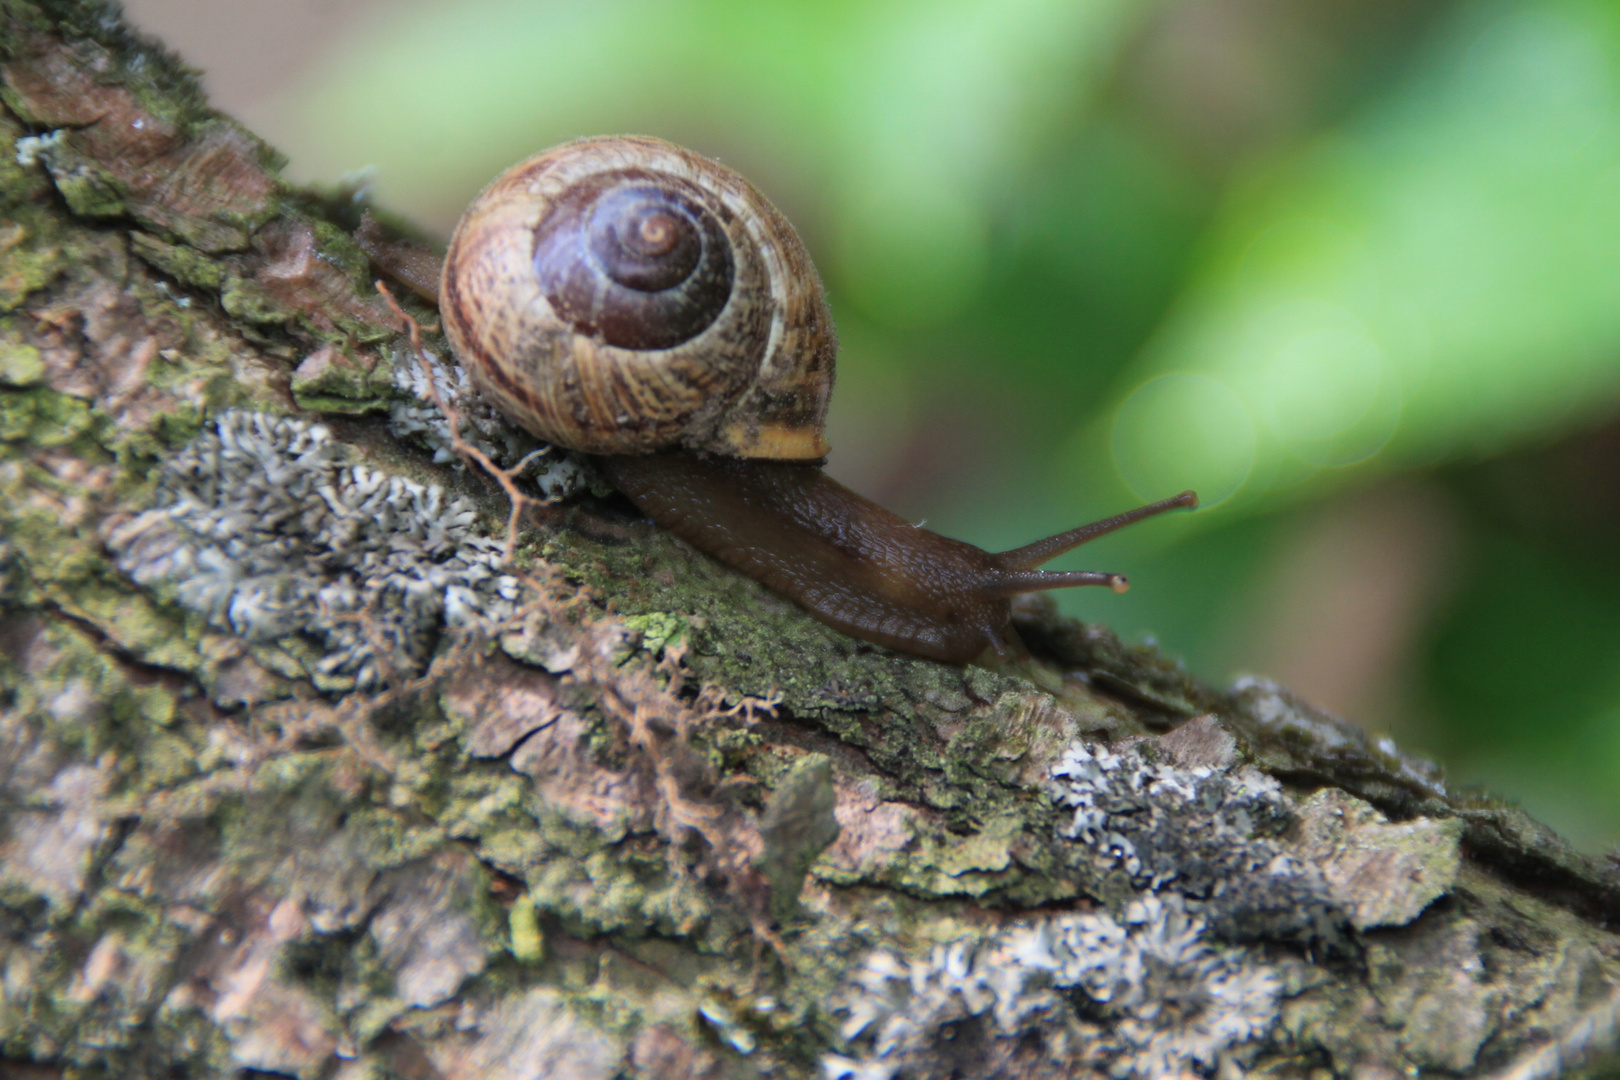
xmin=439 ymin=135 xmax=1195 ymax=664
xmin=600 ymin=451 xmax=1191 ymax=662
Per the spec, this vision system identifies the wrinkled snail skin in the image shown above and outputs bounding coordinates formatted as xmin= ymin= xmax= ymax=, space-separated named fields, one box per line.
xmin=438 ymin=134 xmax=1198 ymax=664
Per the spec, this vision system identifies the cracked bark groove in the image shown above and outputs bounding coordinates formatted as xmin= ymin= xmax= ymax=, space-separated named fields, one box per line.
xmin=3 ymin=3 xmax=1620 ymax=1078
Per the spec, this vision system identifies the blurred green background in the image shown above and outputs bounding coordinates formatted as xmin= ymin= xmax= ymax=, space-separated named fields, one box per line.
xmin=124 ymin=0 xmax=1620 ymax=849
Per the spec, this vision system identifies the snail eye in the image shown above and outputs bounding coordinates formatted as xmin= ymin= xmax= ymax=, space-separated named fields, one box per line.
xmin=534 ymin=177 xmax=735 ymax=351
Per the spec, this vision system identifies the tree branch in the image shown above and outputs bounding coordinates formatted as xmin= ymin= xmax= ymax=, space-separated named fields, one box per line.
xmin=2 ymin=3 xmax=1619 ymax=1077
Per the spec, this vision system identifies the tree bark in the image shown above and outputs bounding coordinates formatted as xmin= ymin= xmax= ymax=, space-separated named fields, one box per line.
xmin=3 ymin=3 xmax=1620 ymax=1078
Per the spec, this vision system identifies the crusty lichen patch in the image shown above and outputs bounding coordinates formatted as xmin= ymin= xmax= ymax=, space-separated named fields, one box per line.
xmin=824 ymin=894 xmax=1282 ymax=1080
xmin=811 ymin=722 xmax=1316 ymax=1078
xmin=387 ymin=344 xmax=593 ymax=503
xmin=104 ymin=409 xmax=526 ymax=691
xmin=1048 ymin=734 xmax=1344 ymax=944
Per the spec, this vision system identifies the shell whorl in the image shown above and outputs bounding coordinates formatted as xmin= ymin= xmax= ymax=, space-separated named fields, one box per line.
xmin=441 ymin=136 xmax=836 ymax=460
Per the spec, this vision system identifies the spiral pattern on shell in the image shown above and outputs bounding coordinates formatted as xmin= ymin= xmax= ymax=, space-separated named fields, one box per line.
xmin=440 ymin=136 xmax=837 ymax=460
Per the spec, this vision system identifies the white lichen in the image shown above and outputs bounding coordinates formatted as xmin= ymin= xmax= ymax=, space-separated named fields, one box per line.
xmin=823 ymin=894 xmax=1279 ymax=1080
xmin=1231 ymin=674 xmax=1448 ymax=800
xmin=816 ymin=734 xmax=1348 ymax=1077
xmin=15 ymin=130 xmax=64 ymax=169
xmin=1049 ymin=739 xmax=1287 ymax=886
xmin=387 ymin=346 xmax=592 ymax=503
xmin=105 ymin=410 xmax=525 ymax=689
xmin=1049 ymin=739 xmax=1340 ymax=943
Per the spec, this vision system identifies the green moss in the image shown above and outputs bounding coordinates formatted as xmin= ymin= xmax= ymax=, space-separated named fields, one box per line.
xmin=463 ymin=785 xmax=725 ymax=946
xmin=30 ymin=387 xmax=93 ymax=445
xmin=535 ymin=519 xmax=1041 ymax=793
xmin=757 ymin=754 xmax=840 ymax=924
xmin=307 ymin=217 xmax=374 ymax=298
xmin=1 ymin=116 xmax=58 ymax=209
xmin=0 ymin=449 xmax=199 ymax=669
xmin=0 ymin=233 xmax=67 ymax=313
xmin=0 ymin=0 xmax=215 ymax=131
xmin=127 ymin=232 xmax=225 ymax=290
xmin=288 ymin=342 xmax=395 ymax=415
xmin=0 ymin=388 xmax=35 ymax=440
xmin=509 ymin=895 xmax=544 ymax=963
xmin=619 ymin=611 xmax=688 ymax=658
xmin=4 ymin=619 xmax=190 ymax=774
xmin=49 ymin=894 xmax=188 ymax=1057
xmin=153 ymin=402 xmax=208 ymax=447
xmin=0 ymin=342 xmax=44 ymax=386
xmin=220 ymin=272 xmax=294 ymax=325
xmin=52 ymin=159 xmax=129 ymax=219
xmin=0 ymin=129 xmax=69 ymax=311
xmin=135 ymin=729 xmax=198 ymax=788
xmin=7 ymin=504 xmax=96 ymax=594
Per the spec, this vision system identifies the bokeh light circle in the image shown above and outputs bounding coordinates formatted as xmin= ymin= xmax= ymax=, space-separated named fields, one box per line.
xmin=1111 ymin=373 xmax=1257 ymax=506
xmin=1255 ymin=317 xmax=1402 ymax=466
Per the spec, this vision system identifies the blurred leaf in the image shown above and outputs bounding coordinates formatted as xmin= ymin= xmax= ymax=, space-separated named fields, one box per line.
xmin=974 ymin=117 xmax=1207 ymax=401
xmin=1426 ymin=532 xmax=1620 ymax=756
xmin=271 ymin=0 xmax=1143 ymax=328
xmin=1096 ymin=0 xmax=1620 ymax=513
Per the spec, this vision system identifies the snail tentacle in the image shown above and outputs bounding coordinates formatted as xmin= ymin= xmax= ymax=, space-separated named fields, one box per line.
xmin=436 ymin=135 xmax=1197 ymax=664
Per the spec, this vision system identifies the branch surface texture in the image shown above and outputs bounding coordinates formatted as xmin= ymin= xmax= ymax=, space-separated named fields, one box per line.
xmin=2 ymin=3 xmax=1620 ymax=1078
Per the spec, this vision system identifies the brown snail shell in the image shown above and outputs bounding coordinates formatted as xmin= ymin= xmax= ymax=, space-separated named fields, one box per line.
xmin=436 ymin=135 xmax=1198 ymax=664
xmin=440 ymin=135 xmax=836 ymax=460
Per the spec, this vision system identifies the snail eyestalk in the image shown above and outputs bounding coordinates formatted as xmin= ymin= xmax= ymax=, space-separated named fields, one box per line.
xmin=975 ymin=493 xmax=1198 ymax=600
xmin=992 ymin=491 xmax=1199 ymax=572
xmin=436 ymin=134 xmax=1199 ymax=664
xmin=977 ymin=570 xmax=1129 ymax=599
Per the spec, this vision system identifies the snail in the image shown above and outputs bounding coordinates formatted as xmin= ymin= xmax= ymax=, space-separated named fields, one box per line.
xmin=430 ymin=135 xmax=1196 ymax=664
